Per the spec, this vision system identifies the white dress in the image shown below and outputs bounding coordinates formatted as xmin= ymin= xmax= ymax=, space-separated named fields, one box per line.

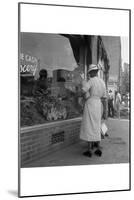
xmin=80 ymin=77 xmax=106 ymax=142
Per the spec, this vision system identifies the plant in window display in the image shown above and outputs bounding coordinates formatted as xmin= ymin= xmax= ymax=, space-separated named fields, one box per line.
xmin=47 ymin=102 xmax=67 ymax=121
xmin=35 ymin=94 xmax=67 ymax=121
xmin=21 ymin=100 xmax=45 ymax=127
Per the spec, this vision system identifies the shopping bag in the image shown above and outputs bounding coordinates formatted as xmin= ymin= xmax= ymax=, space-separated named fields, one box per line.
xmin=101 ymin=122 xmax=108 ymax=137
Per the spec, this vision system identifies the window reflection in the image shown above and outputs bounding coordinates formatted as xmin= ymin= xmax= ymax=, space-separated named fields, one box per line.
xmin=20 ymin=33 xmax=84 ymax=127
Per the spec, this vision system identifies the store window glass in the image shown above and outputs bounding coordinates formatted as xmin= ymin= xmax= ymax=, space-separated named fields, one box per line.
xmin=20 ymin=33 xmax=85 ymax=127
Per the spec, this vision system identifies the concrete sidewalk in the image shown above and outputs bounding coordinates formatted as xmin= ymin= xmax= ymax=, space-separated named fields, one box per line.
xmin=24 ymin=118 xmax=129 ymax=168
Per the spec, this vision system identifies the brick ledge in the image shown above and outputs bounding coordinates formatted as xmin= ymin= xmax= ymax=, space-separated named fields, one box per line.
xmin=20 ymin=117 xmax=82 ymax=134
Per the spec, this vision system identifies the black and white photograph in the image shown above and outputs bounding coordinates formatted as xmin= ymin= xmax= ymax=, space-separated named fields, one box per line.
xmin=18 ymin=2 xmax=130 ymax=197
xmin=20 ymin=33 xmax=129 ymax=167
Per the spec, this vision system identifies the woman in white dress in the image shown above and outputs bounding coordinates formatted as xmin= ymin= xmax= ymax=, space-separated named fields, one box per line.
xmin=80 ymin=64 xmax=106 ymax=157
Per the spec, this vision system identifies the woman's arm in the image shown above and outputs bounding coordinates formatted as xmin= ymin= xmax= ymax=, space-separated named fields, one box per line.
xmin=81 ymin=79 xmax=91 ymax=93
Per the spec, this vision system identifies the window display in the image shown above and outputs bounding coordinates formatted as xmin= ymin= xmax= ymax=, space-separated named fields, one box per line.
xmin=20 ymin=33 xmax=86 ymax=127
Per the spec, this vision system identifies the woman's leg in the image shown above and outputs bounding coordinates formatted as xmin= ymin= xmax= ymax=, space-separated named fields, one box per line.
xmin=88 ymin=142 xmax=92 ymax=150
xmin=83 ymin=142 xmax=92 ymax=157
xmin=94 ymin=141 xmax=102 ymax=156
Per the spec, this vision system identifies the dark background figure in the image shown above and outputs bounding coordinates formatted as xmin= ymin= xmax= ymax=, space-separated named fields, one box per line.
xmin=33 ymin=69 xmax=49 ymax=96
xmin=57 ymin=77 xmax=66 ymax=82
xmin=21 ymin=76 xmax=35 ymax=98
xmin=108 ymin=90 xmax=114 ymax=117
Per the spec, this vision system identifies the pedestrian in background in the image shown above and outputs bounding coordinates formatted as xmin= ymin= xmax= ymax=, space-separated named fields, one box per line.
xmin=80 ymin=64 xmax=106 ymax=157
xmin=108 ymin=90 xmax=114 ymax=117
xmin=115 ymin=91 xmax=121 ymax=118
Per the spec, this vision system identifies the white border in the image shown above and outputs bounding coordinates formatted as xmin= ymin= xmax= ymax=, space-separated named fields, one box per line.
xmin=20 ymin=3 xmax=129 ymax=37
xmin=21 ymin=164 xmax=129 ymax=196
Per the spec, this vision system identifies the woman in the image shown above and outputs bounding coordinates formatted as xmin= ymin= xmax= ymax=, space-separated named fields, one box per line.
xmin=80 ymin=64 xmax=106 ymax=157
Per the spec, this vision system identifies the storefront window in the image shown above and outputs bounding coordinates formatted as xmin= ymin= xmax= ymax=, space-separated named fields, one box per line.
xmin=20 ymin=33 xmax=85 ymax=127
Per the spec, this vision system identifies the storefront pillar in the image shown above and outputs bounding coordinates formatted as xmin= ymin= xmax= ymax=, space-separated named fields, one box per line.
xmin=91 ymin=36 xmax=98 ymax=65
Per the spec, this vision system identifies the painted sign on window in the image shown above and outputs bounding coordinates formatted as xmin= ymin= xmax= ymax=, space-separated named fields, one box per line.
xmin=20 ymin=53 xmax=38 ymax=76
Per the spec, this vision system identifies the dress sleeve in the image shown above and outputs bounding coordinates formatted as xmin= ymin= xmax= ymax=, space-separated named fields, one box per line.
xmin=118 ymin=94 xmax=122 ymax=102
xmin=81 ymin=79 xmax=91 ymax=92
xmin=102 ymin=81 xmax=107 ymax=98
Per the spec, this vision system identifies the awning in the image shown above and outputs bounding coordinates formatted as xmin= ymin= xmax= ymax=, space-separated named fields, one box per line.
xmin=61 ymin=34 xmax=92 ymax=67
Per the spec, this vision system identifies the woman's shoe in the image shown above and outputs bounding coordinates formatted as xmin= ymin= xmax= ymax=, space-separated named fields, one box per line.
xmin=83 ymin=150 xmax=92 ymax=157
xmin=94 ymin=149 xmax=102 ymax=157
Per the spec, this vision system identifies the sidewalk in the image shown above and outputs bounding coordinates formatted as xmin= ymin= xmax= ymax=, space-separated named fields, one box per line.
xmin=24 ymin=118 xmax=129 ymax=168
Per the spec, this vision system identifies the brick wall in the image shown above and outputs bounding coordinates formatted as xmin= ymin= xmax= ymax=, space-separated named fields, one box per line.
xmin=20 ymin=118 xmax=81 ymax=167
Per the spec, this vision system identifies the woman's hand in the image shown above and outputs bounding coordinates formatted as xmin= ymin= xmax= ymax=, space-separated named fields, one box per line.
xmin=81 ymin=79 xmax=87 ymax=86
xmin=80 ymin=73 xmax=84 ymax=80
xmin=80 ymin=73 xmax=86 ymax=87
